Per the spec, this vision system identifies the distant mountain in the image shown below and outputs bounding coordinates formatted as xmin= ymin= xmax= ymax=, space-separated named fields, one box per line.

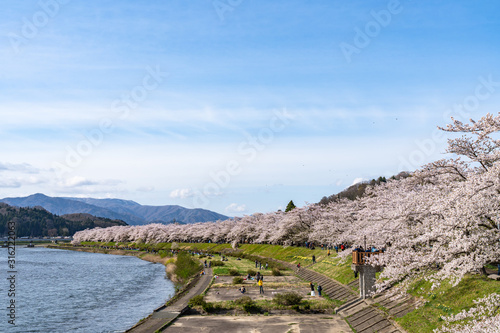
xmin=0 ymin=203 xmax=127 ymax=237
xmin=0 ymin=193 xmax=229 ymax=225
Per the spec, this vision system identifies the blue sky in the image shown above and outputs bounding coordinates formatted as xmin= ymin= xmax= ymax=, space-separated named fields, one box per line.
xmin=1 ymin=0 xmax=499 ymax=216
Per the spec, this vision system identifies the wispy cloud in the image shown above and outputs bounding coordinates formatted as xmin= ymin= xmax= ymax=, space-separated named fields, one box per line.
xmin=170 ymin=188 xmax=194 ymax=199
xmin=225 ymin=203 xmax=246 ymax=214
xmin=57 ymin=176 xmax=123 ymax=188
xmin=0 ymin=162 xmax=39 ymax=174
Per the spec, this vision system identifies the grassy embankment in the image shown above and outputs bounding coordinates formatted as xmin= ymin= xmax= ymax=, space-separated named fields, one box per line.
xmin=394 ymin=273 xmax=500 ymax=333
xmin=76 ymin=241 xmax=500 ymax=331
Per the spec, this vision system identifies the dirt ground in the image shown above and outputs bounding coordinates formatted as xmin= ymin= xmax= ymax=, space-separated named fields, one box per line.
xmin=206 ymin=275 xmax=316 ymax=302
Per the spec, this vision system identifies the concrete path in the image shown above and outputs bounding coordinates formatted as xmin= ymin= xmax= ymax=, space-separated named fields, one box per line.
xmin=164 ymin=314 xmax=352 ymax=333
xmin=127 ymin=267 xmax=213 ymax=333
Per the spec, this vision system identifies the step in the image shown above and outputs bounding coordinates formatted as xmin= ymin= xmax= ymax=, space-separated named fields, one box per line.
xmin=353 ymin=314 xmax=388 ymax=332
xmin=350 ymin=310 xmax=381 ymax=328
xmin=358 ymin=319 xmax=393 ymax=333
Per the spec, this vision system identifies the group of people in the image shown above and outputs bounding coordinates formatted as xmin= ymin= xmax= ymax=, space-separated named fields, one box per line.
xmin=310 ymin=282 xmax=322 ymax=297
xmin=239 ymin=271 xmax=265 ymax=294
xmin=254 ymin=260 xmax=268 ymax=270
xmin=353 ymin=245 xmax=383 ymax=253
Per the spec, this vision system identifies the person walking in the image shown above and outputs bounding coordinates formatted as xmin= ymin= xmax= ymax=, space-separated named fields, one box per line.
xmin=255 ymin=260 xmax=258 ymax=268
xmin=258 ymin=278 xmax=264 ymax=294
xmin=310 ymin=282 xmax=315 ymax=296
xmin=312 ymin=255 xmax=316 ymax=264
xmin=317 ymin=284 xmax=322 ymax=297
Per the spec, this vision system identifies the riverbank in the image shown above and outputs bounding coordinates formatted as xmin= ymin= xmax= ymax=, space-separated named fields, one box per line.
xmin=48 ymin=244 xmax=170 ymax=265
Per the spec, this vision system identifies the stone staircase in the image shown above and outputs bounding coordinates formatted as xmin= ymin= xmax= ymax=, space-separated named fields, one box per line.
xmin=295 ymin=267 xmax=358 ymax=303
xmin=289 ymin=262 xmax=407 ymax=333
xmin=260 ymin=257 xmax=419 ymax=333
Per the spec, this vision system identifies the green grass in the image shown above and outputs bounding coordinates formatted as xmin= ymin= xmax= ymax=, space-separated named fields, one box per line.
xmin=396 ymin=274 xmax=500 ymax=333
xmin=174 ymin=251 xmax=202 ymax=282
xmin=202 ymin=296 xmax=340 ymax=313
xmin=208 ymin=254 xmax=278 ymax=276
xmin=238 ymin=244 xmax=328 ymax=265
xmin=309 ymin=256 xmax=357 ymax=285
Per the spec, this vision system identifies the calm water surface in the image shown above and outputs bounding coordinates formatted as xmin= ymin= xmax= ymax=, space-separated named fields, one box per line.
xmin=0 ymin=247 xmax=175 ymax=333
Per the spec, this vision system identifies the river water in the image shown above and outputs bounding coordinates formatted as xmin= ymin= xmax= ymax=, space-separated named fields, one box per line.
xmin=0 ymin=247 xmax=175 ymax=333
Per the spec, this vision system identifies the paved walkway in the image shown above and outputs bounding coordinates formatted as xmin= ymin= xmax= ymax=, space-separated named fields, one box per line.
xmin=164 ymin=314 xmax=352 ymax=333
xmin=127 ymin=267 xmax=213 ymax=333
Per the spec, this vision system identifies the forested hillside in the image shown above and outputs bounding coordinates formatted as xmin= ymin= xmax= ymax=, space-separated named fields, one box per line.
xmin=318 ymin=171 xmax=410 ymax=205
xmin=0 ymin=203 xmax=127 ymax=237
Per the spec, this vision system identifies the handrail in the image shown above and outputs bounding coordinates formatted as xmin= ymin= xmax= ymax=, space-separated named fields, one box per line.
xmin=352 ymin=250 xmax=383 ymax=265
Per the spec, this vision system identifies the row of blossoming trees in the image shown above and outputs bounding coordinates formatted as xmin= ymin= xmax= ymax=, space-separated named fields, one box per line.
xmin=73 ymin=113 xmax=500 ymax=332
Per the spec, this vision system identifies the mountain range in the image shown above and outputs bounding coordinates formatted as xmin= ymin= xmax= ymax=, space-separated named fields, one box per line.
xmin=0 ymin=203 xmax=127 ymax=237
xmin=0 ymin=193 xmax=229 ymax=225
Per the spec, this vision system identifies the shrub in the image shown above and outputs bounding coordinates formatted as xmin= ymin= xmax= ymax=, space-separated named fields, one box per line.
xmin=229 ymin=268 xmax=240 ymax=276
xmin=234 ymin=296 xmax=253 ymax=306
xmin=234 ymin=296 xmax=260 ymax=313
xmin=188 ymin=295 xmax=205 ymax=307
xmin=243 ymin=303 xmax=261 ymax=313
xmin=233 ymin=276 xmax=244 ymax=284
xmin=247 ymin=269 xmax=257 ymax=276
xmin=210 ymin=261 xmax=225 ymax=267
xmin=273 ymin=292 xmax=303 ymax=306
xmin=202 ymin=302 xmax=214 ymax=313
xmin=174 ymin=251 xmax=202 ymax=281
xmin=272 ymin=268 xmax=282 ymax=276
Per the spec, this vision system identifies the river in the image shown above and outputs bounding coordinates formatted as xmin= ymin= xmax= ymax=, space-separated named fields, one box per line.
xmin=0 ymin=246 xmax=175 ymax=333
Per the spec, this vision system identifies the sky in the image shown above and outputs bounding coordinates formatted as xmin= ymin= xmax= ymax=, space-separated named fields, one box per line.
xmin=1 ymin=0 xmax=500 ymax=216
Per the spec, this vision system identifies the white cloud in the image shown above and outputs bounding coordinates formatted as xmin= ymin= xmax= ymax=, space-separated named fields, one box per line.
xmin=225 ymin=203 xmax=246 ymax=214
xmin=170 ymin=188 xmax=194 ymax=199
xmin=351 ymin=178 xmax=364 ymax=186
xmin=57 ymin=176 xmax=122 ymax=188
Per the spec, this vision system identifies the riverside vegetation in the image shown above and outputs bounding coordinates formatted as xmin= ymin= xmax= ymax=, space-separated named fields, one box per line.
xmin=58 ymin=241 xmax=500 ymax=333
